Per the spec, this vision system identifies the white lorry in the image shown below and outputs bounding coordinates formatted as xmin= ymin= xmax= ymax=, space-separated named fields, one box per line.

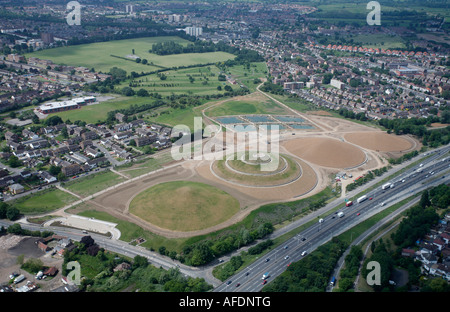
xmin=262 ymin=272 xmax=270 ymax=279
xmin=357 ymin=195 xmax=367 ymax=203
xmin=382 ymin=183 xmax=392 ymax=190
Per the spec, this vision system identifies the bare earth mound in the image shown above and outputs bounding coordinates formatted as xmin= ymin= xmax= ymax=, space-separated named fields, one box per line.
xmin=282 ymin=137 xmax=366 ymax=169
xmin=344 ymin=132 xmax=413 ymax=152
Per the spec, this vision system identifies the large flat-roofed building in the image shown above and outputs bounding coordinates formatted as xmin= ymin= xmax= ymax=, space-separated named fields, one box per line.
xmin=37 ymin=96 xmax=96 ymax=114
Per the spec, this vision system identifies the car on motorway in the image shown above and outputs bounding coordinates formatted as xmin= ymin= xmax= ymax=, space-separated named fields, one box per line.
xmin=369 ymin=197 xmax=373 ymax=200
xmin=284 ymin=255 xmax=290 ymax=260
xmin=235 ymin=283 xmax=240 ymax=287
xmin=262 ymin=280 xmax=267 ymax=285
xmin=245 ymin=272 xmax=250 ymax=276
xmin=265 ymin=258 xmax=270 ymax=262
xmin=381 ymin=202 xmax=385 ymax=206
xmin=226 ymin=280 xmax=232 ymax=285
xmin=284 ymin=245 xmax=288 ymax=249
xmin=301 ymin=237 xmax=306 ymax=241
xmin=356 ymin=213 xmax=360 ymax=216
xmin=301 ymin=251 xmax=307 ymax=256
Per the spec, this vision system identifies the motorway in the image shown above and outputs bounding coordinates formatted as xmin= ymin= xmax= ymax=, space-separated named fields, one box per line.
xmin=214 ymin=146 xmax=450 ymax=292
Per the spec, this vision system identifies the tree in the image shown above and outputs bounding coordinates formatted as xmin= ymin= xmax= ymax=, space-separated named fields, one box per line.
xmin=6 ymin=206 xmax=20 ymax=221
xmin=419 ymin=190 xmax=431 ymax=209
xmin=8 ymin=155 xmax=22 ymax=168
xmin=133 ymin=255 xmax=148 ymax=269
xmin=81 ymin=235 xmax=95 ymax=247
xmin=0 ymin=202 xmax=8 ymax=219
xmin=22 ymin=258 xmax=43 ymax=273
xmin=45 ymin=115 xmax=63 ymax=126
xmin=137 ymin=88 xmax=149 ymax=97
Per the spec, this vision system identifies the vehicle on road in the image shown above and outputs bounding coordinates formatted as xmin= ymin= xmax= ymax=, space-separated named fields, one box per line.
xmin=357 ymin=195 xmax=367 ymax=203
xmin=262 ymin=272 xmax=270 ymax=279
xmin=369 ymin=197 xmax=373 ymax=200
xmin=337 ymin=211 xmax=345 ymax=218
xmin=301 ymin=251 xmax=307 ymax=256
xmin=265 ymin=258 xmax=270 ymax=262
xmin=284 ymin=256 xmax=289 ymax=260
xmin=235 ymin=283 xmax=240 ymax=287
xmin=330 ymin=276 xmax=336 ymax=286
xmin=345 ymin=200 xmax=353 ymax=207
xmin=356 ymin=213 xmax=360 ymax=216
xmin=262 ymin=280 xmax=267 ymax=285
xmin=382 ymin=183 xmax=392 ymax=190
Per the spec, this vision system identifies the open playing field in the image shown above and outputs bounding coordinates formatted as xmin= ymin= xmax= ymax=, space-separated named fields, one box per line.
xmin=205 ymin=92 xmax=291 ymax=117
xmin=26 ymin=36 xmax=235 ymax=73
xmin=121 ymin=65 xmax=232 ymax=96
xmin=129 ymin=181 xmax=240 ymax=232
xmin=50 ymin=95 xmax=154 ymax=124
xmin=63 ymin=170 xmax=127 ymax=197
xmin=10 ymin=188 xmax=78 ymax=214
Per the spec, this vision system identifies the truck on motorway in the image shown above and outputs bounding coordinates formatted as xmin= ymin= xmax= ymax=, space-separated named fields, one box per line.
xmin=382 ymin=183 xmax=392 ymax=190
xmin=338 ymin=211 xmax=345 ymax=218
xmin=416 ymin=168 xmax=423 ymax=173
xmin=345 ymin=200 xmax=353 ymax=207
xmin=262 ymin=272 xmax=270 ymax=280
xmin=357 ymin=195 xmax=367 ymax=203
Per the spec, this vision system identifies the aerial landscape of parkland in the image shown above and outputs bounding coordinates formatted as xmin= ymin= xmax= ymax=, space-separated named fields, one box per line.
xmin=0 ymin=0 xmax=449 ymax=306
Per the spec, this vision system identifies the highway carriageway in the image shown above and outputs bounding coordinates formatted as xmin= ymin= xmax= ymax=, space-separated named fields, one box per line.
xmin=214 ymin=151 xmax=450 ymax=292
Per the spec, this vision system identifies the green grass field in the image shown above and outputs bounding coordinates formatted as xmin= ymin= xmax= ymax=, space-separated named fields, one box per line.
xmin=224 ymin=62 xmax=268 ymax=92
xmin=50 ymin=95 xmax=154 ymax=123
xmin=63 ymin=170 xmax=127 ymax=197
xmin=121 ymin=65 xmax=233 ymax=96
xmin=116 ymin=152 xmax=175 ymax=178
xmin=205 ymin=93 xmax=291 ymax=117
xmin=11 ymin=188 xmax=78 ymax=214
xmin=26 ymin=36 xmax=235 ymax=73
xmin=129 ymin=181 xmax=240 ymax=232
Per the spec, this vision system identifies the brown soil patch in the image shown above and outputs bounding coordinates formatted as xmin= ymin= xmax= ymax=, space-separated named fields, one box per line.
xmin=430 ymin=123 xmax=449 ymax=128
xmin=344 ymin=131 xmax=413 ymax=152
xmin=282 ymin=137 xmax=366 ymax=169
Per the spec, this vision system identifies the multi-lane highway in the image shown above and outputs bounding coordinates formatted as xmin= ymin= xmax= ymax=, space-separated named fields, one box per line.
xmin=214 ymin=147 xmax=450 ymax=292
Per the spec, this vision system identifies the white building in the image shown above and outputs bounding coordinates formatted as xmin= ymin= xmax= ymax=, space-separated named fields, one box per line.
xmin=185 ymin=27 xmax=203 ymax=37
xmin=330 ymin=79 xmax=345 ymax=90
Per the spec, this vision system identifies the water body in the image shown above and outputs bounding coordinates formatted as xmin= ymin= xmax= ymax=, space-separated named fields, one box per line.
xmin=274 ymin=116 xmax=306 ymax=123
xmin=216 ymin=116 xmax=244 ymax=124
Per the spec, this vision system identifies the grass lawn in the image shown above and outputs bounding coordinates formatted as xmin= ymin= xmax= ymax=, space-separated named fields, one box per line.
xmin=49 ymin=95 xmax=155 ymax=124
xmin=62 ymin=170 xmax=127 ymax=197
xmin=129 ymin=181 xmax=240 ymax=232
xmin=26 ymin=36 xmax=235 ymax=73
xmin=11 ymin=188 xmax=78 ymax=214
xmin=205 ymin=92 xmax=291 ymax=117
xmin=122 ymin=65 xmax=234 ymax=96
xmin=225 ymin=62 xmax=269 ymax=92
xmin=116 ymin=152 xmax=175 ymax=178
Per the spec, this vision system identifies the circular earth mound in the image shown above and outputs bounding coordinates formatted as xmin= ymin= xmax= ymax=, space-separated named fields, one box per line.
xmin=283 ymin=137 xmax=366 ymax=169
xmin=344 ymin=131 xmax=413 ymax=152
xmin=129 ymin=181 xmax=239 ymax=232
xmin=211 ymin=152 xmax=302 ymax=187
